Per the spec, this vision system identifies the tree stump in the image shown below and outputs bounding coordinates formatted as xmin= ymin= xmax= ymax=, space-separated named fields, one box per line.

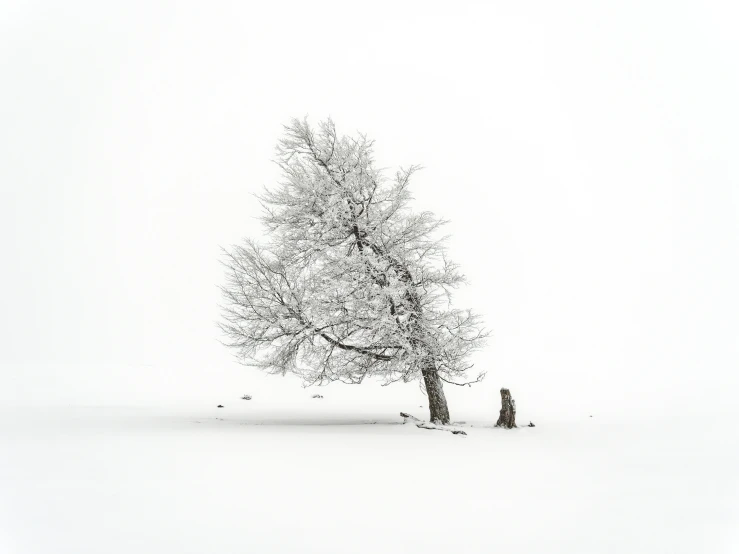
xmin=495 ymin=388 xmax=516 ymax=428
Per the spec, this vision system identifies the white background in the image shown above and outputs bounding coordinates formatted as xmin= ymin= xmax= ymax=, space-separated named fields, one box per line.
xmin=2 ymin=0 xmax=738 ymax=417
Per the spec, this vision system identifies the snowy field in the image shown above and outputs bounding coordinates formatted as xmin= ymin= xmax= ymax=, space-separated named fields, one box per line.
xmin=3 ymin=3 xmax=739 ymax=552
xmin=2 ymin=385 xmax=737 ymax=554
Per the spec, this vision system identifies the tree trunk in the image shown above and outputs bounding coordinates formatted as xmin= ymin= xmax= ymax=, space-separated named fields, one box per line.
xmin=496 ymin=388 xmax=516 ymax=428
xmin=422 ymin=367 xmax=450 ymax=425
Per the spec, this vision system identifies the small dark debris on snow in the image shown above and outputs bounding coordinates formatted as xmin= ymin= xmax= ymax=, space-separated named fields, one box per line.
xmin=451 ymin=430 xmax=467 ymax=435
xmin=312 ymin=394 xmax=324 ymax=399
xmin=528 ymin=421 xmax=535 ymax=427
xmin=217 ymin=405 xmax=224 ymax=408
xmin=241 ymin=395 xmax=252 ymax=400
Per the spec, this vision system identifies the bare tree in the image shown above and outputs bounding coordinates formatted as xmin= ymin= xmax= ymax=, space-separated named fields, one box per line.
xmin=219 ymin=118 xmax=487 ymax=424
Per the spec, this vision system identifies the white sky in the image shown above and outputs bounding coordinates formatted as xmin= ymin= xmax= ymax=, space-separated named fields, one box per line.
xmin=1 ymin=1 xmax=737 ymax=414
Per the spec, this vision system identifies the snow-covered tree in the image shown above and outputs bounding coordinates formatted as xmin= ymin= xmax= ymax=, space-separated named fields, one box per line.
xmin=219 ymin=118 xmax=487 ymax=424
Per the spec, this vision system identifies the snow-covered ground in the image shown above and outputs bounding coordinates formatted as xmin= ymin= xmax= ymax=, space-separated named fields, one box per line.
xmin=2 ymin=386 xmax=737 ymax=554
xmin=3 ymin=1 xmax=738 ymax=552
